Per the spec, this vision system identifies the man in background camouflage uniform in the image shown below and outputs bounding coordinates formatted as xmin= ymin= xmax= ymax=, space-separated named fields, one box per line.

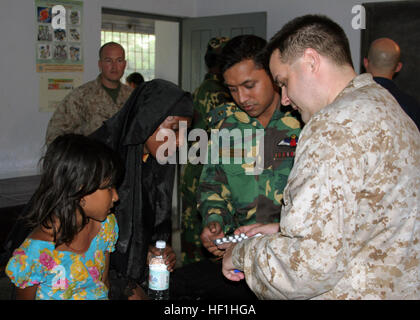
xmin=170 ymin=35 xmax=301 ymax=300
xmin=180 ymin=37 xmax=232 ymax=265
xmin=223 ymin=15 xmax=420 ymax=300
xmin=45 ymin=42 xmax=132 ymax=145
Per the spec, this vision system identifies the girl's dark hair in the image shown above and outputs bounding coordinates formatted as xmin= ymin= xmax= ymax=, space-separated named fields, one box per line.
xmin=126 ymin=72 xmax=144 ymax=86
xmin=25 ymin=134 xmax=123 ymax=247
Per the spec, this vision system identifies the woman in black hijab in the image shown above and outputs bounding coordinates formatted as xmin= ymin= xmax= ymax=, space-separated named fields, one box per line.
xmin=90 ymin=79 xmax=193 ymax=299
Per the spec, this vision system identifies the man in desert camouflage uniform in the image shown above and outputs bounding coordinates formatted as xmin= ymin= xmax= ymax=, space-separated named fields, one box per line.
xmin=223 ymin=15 xmax=420 ymax=300
xmin=170 ymin=35 xmax=301 ymax=300
xmin=45 ymin=42 xmax=132 ymax=145
xmin=180 ymin=37 xmax=232 ymax=265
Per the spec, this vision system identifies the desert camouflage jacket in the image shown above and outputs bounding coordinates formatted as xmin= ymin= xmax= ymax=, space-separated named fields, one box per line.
xmin=45 ymin=75 xmax=132 ymax=145
xmin=198 ymin=103 xmax=302 ymax=234
xmin=232 ymin=74 xmax=420 ymax=299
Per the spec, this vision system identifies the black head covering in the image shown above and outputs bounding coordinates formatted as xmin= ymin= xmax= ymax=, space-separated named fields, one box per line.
xmin=90 ymin=79 xmax=193 ymax=284
xmin=112 ymin=79 xmax=193 ymax=146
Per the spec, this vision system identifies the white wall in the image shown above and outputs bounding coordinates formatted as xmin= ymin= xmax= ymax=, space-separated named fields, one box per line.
xmin=155 ymin=21 xmax=180 ymax=85
xmin=0 ymin=0 xmax=403 ymax=178
xmin=195 ymin=0 xmax=404 ymax=73
xmin=0 ymin=0 xmax=194 ymax=178
xmin=0 ymin=0 xmax=45 ymax=178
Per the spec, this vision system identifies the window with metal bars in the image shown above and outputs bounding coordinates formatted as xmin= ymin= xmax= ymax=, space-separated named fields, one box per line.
xmin=101 ymin=14 xmax=155 ymax=82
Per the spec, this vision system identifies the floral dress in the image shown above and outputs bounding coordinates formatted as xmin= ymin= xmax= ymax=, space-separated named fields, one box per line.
xmin=6 ymin=214 xmax=118 ymax=300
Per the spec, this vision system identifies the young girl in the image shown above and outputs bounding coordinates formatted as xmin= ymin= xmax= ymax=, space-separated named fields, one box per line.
xmin=90 ymin=78 xmax=193 ymax=299
xmin=5 ymin=134 xmax=123 ymax=300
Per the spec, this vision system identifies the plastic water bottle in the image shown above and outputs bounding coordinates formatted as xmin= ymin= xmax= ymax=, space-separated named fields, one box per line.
xmin=148 ymin=240 xmax=170 ymax=300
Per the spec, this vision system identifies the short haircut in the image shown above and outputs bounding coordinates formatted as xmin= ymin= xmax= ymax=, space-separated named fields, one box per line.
xmin=126 ymin=72 xmax=145 ymax=86
xmin=99 ymin=41 xmax=124 ymax=59
xmin=220 ymin=34 xmax=268 ymax=74
xmin=266 ymin=14 xmax=353 ymax=68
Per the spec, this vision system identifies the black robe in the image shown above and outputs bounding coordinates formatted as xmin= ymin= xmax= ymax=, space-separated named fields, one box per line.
xmin=90 ymin=79 xmax=193 ymax=286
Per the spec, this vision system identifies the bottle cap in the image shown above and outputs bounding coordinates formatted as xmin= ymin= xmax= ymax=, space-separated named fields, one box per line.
xmin=156 ymin=240 xmax=166 ymax=249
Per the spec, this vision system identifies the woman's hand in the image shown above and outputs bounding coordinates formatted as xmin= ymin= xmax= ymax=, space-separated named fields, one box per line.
xmin=148 ymin=244 xmax=177 ymax=272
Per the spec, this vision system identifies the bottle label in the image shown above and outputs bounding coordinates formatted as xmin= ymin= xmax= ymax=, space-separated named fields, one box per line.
xmin=148 ymin=264 xmax=169 ymax=291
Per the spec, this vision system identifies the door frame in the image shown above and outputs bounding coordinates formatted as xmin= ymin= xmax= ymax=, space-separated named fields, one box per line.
xmin=102 ymin=7 xmax=184 ymax=85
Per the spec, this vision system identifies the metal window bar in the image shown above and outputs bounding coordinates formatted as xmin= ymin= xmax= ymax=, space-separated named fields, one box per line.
xmin=101 ymin=22 xmax=155 ymax=82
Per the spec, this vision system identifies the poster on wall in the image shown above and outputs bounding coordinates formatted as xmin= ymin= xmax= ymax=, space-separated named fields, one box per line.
xmin=35 ymin=0 xmax=83 ymax=72
xmin=39 ymin=74 xmax=83 ymax=112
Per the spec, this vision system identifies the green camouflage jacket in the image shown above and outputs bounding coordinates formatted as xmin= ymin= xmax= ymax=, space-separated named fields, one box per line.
xmin=198 ymin=103 xmax=302 ymax=234
xmin=180 ymin=72 xmax=231 ymax=264
xmin=191 ymin=73 xmax=231 ymax=132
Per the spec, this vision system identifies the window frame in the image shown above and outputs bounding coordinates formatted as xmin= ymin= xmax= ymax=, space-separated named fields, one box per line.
xmin=101 ymin=8 xmax=182 ymax=83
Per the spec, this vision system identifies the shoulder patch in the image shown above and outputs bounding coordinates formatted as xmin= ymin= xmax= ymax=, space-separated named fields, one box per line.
xmin=208 ymin=102 xmax=239 ymax=128
xmin=281 ymin=116 xmax=301 ymax=129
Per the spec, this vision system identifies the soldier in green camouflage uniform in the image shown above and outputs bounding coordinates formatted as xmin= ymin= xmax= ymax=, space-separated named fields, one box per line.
xmin=198 ymin=102 xmax=301 ymax=236
xmin=197 ymin=35 xmax=303 ymax=260
xmin=170 ymin=35 xmax=302 ymax=300
xmin=180 ymin=37 xmax=231 ymax=265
